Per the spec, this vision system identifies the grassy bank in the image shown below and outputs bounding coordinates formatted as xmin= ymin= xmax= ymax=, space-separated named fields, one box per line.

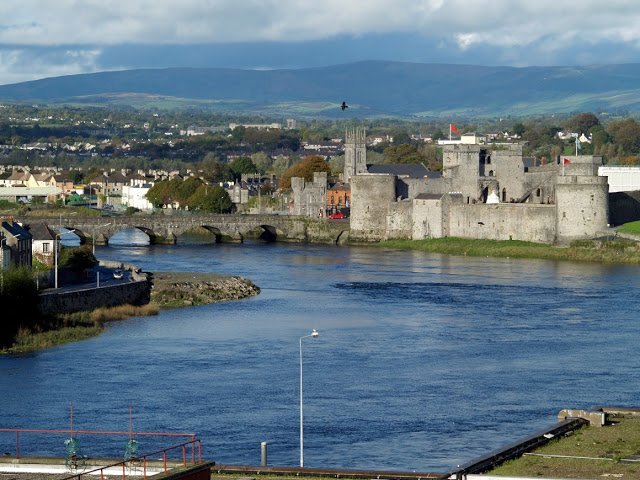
xmin=378 ymin=237 xmax=640 ymax=264
xmin=617 ymin=220 xmax=640 ymax=235
xmin=1 ymin=304 xmax=159 ymax=354
xmin=490 ymin=414 xmax=640 ymax=478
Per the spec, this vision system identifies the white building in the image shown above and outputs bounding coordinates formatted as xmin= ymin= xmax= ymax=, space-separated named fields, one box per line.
xmin=598 ymin=166 xmax=640 ymax=193
xmin=122 ymin=184 xmax=154 ymax=211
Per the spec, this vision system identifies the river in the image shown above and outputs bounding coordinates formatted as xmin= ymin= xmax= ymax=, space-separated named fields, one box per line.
xmin=1 ymin=230 xmax=639 ymax=473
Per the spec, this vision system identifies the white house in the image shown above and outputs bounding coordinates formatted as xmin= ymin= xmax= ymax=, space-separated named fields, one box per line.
xmin=122 ymin=184 xmax=154 ymax=211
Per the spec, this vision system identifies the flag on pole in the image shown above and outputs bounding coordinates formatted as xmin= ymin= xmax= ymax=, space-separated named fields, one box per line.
xmin=563 ymin=158 xmax=571 ymax=164
xmin=450 ymin=124 xmax=460 ymax=134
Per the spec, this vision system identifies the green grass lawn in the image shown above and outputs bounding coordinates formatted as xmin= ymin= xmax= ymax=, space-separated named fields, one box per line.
xmin=490 ymin=415 xmax=640 ymax=478
xmin=377 ymin=236 xmax=640 ymax=264
xmin=618 ymin=220 xmax=640 ymax=235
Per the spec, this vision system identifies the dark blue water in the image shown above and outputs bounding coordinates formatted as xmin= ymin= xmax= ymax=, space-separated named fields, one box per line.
xmin=2 ymin=231 xmax=639 ymax=472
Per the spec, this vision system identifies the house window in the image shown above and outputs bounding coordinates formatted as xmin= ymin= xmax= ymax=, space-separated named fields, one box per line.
xmin=43 ymin=243 xmax=50 ymax=253
xmin=330 ymin=195 xmax=335 ymax=205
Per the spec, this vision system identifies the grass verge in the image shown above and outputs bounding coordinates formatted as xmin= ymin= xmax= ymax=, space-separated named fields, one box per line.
xmin=490 ymin=414 xmax=640 ymax=478
xmin=377 ymin=237 xmax=640 ymax=264
xmin=618 ymin=220 xmax=640 ymax=235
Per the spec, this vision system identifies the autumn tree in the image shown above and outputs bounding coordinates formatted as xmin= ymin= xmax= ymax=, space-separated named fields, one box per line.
xmin=607 ymin=118 xmax=640 ymax=155
xmin=566 ymin=112 xmax=600 ymax=134
xmin=279 ymin=155 xmax=331 ymax=190
xmin=200 ymin=153 xmax=233 ymax=183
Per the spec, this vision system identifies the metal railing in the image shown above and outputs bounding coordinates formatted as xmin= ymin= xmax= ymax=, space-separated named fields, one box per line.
xmin=0 ymin=427 xmax=198 ymax=460
xmin=61 ymin=438 xmax=203 ymax=480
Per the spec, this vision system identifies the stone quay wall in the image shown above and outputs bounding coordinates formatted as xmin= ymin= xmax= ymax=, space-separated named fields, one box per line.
xmin=39 ymin=264 xmax=151 ymax=316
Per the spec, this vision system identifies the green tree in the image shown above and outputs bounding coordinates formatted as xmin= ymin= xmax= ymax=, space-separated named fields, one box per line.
xmin=229 ymin=157 xmax=257 ymax=179
xmin=59 ymin=246 xmax=98 ymax=271
xmin=383 ymin=144 xmax=424 ymax=164
xmin=271 ymin=156 xmax=293 ymax=177
xmin=512 ymin=123 xmax=526 ymax=136
xmin=188 ymin=185 xmax=233 ymax=213
xmin=0 ymin=267 xmax=39 ymax=347
xmin=251 ymin=152 xmax=273 ymax=174
xmin=280 ymin=155 xmax=331 ymax=190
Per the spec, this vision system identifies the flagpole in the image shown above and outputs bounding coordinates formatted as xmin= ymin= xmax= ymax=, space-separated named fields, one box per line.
xmin=449 ymin=124 xmax=452 ymax=141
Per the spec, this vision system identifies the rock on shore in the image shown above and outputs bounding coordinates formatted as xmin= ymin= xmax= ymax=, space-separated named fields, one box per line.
xmin=150 ymin=272 xmax=260 ymax=308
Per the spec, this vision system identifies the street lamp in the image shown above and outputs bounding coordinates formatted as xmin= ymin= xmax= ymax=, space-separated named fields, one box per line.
xmin=299 ymin=328 xmax=319 ymax=468
xmin=92 ymin=222 xmax=112 ymax=255
xmin=55 ymin=229 xmax=76 ymax=289
xmin=0 ymin=234 xmax=20 ymax=294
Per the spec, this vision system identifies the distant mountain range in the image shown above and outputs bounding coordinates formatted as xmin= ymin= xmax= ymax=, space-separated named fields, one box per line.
xmin=2 ymin=60 xmax=640 ymax=118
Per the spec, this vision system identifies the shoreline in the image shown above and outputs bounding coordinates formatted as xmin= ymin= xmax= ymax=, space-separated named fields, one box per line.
xmin=150 ymin=271 xmax=261 ymax=308
xmin=1 ymin=271 xmax=260 ymax=354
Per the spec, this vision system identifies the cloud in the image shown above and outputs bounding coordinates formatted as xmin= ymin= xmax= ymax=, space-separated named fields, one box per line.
xmin=0 ymin=0 xmax=639 ymax=49
xmin=0 ymin=47 xmax=104 ymax=84
xmin=1 ymin=1 xmax=640 ymax=84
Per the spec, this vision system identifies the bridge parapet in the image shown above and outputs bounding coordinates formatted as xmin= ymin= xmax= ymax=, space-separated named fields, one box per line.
xmin=21 ymin=214 xmax=350 ymax=245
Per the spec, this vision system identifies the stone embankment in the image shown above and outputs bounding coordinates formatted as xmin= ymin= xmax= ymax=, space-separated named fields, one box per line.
xmin=150 ymin=272 xmax=260 ymax=308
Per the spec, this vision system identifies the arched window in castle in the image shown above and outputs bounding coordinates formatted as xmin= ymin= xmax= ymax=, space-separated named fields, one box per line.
xmin=502 ymin=188 xmax=507 ymax=202
xmin=488 ymin=170 xmax=494 ymax=176
xmin=486 ymin=155 xmax=491 ymax=164
xmin=536 ymin=188 xmax=541 ymax=197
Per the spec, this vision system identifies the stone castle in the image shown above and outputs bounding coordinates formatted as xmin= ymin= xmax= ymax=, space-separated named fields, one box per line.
xmin=348 ymin=136 xmax=609 ymax=244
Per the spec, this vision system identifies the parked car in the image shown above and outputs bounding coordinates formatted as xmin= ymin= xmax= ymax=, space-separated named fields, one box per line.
xmin=113 ymin=269 xmax=124 ymax=279
xmin=328 ymin=211 xmax=346 ymax=219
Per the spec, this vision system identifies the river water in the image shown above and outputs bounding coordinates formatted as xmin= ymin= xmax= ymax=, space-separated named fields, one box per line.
xmin=1 ymin=230 xmax=639 ymax=472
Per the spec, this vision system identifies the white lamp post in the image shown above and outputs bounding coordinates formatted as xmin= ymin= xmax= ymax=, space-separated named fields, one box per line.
xmin=92 ymin=222 xmax=112 ymax=255
xmin=0 ymin=234 xmax=20 ymax=294
xmin=55 ymin=229 xmax=76 ymax=289
xmin=299 ymin=328 xmax=319 ymax=468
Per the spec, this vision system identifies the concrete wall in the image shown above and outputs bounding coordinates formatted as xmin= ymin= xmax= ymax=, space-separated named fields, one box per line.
xmin=39 ymin=278 xmax=151 ymax=316
xmin=555 ymin=175 xmax=609 ymax=242
xmin=449 ymin=203 xmax=557 ymax=243
xmin=600 ymin=165 xmax=640 ymax=192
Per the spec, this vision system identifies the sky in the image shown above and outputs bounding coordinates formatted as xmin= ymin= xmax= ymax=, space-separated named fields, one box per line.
xmin=1 ymin=0 xmax=640 ymax=85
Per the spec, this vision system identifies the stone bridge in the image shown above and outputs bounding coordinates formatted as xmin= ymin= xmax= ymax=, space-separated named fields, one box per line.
xmin=23 ymin=214 xmax=350 ymax=245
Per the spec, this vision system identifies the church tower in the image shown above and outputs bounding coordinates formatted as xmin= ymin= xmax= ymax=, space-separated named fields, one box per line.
xmin=344 ymin=127 xmax=367 ymax=183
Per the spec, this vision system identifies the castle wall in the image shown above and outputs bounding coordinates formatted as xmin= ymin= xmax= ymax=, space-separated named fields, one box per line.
xmin=492 ymin=147 xmax=526 ymax=201
xmin=350 ymin=175 xmax=396 ymax=241
xmin=555 ymin=175 xmax=609 ymax=242
xmin=449 ymin=204 xmax=557 ymax=243
xmin=386 ymin=201 xmax=413 ymax=239
xmin=413 ymin=198 xmax=445 ymax=239
xmin=344 ymin=128 xmax=367 ymax=183
xmin=523 ymin=169 xmax=557 ymax=204
xmin=443 ymin=144 xmax=481 ymax=202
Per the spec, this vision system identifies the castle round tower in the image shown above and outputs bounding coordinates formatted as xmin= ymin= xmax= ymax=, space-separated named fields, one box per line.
xmin=555 ymin=175 xmax=609 ymax=243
